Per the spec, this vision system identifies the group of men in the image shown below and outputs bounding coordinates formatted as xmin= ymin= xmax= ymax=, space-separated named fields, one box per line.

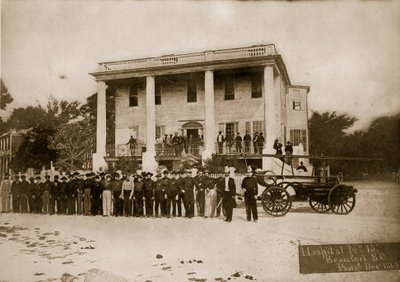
xmin=216 ymin=131 xmax=265 ymax=155
xmin=0 ymin=167 xmax=260 ymax=222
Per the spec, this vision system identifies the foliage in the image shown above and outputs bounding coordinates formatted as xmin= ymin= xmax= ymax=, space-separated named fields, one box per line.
xmin=49 ymin=118 xmax=95 ymax=168
xmin=203 ymin=154 xmax=247 ymax=173
xmin=9 ymin=127 xmax=58 ymax=172
xmin=0 ymin=79 xmax=13 ymax=110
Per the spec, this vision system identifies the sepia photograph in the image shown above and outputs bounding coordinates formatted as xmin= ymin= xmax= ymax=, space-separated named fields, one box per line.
xmin=0 ymin=0 xmax=399 ymax=281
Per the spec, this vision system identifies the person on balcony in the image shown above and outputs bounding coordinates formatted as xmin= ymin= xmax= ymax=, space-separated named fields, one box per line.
xmin=257 ymin=133 xmax=265 ymax=155
xmin=252 ymin=132 xmax=259 ymax=154
xmin=235 ymin=132 xmax=242 ymax=154
xmin=126 ymin=135 xmax=137 ymax=157
xmin=285 ymin=140 xmax=293 ymax=165
xmin=243 ymin=131 xmax=252 ymax=154
xmin=172 ymin=132 xmax=180 ymax=156
xmin=216 ymin=131 xmax=225 ymax=154
xmin=226 ymin=134 xmax=233 ymax=153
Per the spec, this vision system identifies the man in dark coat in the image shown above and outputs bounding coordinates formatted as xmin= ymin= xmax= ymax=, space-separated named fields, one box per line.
xmin=194 ymin=170 xmax=205 ymax=217
xmin=19 ymin=175 xmax=29 ymax=213
xmin=27 ymin=176 xmax=36 ymax=213
xmin=11 ymin=176 xmax=21 ymax=213
xmin=133 ymin=174 xmax=144 ymax=217
xmin=154 ymin=172 xmax=168 ymax=217
xmin=243 ymin=131 xmax=252 ymax=154
xmin=91 ymin=174 xmax=103 ymax=216
xmin=217 ymin=171 xmax=236 ymax=222
xmin=166 ymin=171 xmax=178 ymax=217
xmin=143 ymin=172 xmax=155 ymax=217
xmin=176 ymin=171 xmax=186 ymax=217
xmin=182 ymin=170 xmax=195 ymax=218
xmin=32 ymin=176 xmax=42 ymax=213
xmin=241 ymin=168 xmax=258 ymax=222
xmin=41 ymin=175 xmax=52 ymax=214
xmin=66 ymin=175 xmax=77 ymax=215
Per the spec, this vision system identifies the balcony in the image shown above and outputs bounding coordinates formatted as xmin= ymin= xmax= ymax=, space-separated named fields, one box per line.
xmin=98 ymin=44 xmax=277 ymax=72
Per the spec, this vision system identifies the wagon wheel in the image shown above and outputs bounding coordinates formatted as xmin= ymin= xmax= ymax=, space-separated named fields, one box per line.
xmin=309 ymin=199 xmax=330 ymax=213
xmin=261 ymin=186 xmax=292 ymax=217
xmin=256 ymin=170 xmax=277 ymax=187
xmin=328 ymin=184 xmax=356 ymax=215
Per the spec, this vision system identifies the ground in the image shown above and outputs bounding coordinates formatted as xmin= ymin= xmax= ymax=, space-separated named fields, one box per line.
xmin=0 ymin=181 xmax=399 ymax=282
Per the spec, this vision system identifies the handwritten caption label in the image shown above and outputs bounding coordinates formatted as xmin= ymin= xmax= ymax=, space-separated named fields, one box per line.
xmin=299 ymin=243 xmax=400 ymax=274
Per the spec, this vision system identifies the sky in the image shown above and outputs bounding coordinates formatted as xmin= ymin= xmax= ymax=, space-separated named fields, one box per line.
xmin=1 ymin=0 xmax=399 ymax=131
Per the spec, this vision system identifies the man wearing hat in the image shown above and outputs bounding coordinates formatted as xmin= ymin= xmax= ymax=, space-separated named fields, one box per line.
xmin=27 ymin=176 xmax=36 ymax=213
xmin=65 ymin=175 xmax=77 ymax=215
xmin=11 ymin=175 xmax=21 ymax=213
xmin=182 ymin=169 xmax=195 ymax=218
xmin=194 ymin=170 xmax=205 ymax=217
xmin=32 ymin=176 xmax=43 ymax=213
xmin=235 ymin=132 xmax=242 ymax=154
xmin=19 ymin=175 xmax=30 ymax=213
xmin=92 ymin=174 xmax=104 ymax=216
xmin=101 ymin=174 xmax=113 ymax=216
xmin=154 ymin=172 xmax=168 ymax=217
xmin=0 ymin=173 xmax=12 ymax=213
xmin=133 ymin=173 xmax=144 ymax=217
xmin=143 ymin=172 xmax=155 ymax=217
xmin=217 ymin=170 xmax=236 ymax=222
xmin=241 ymin=167 xmax=258 ymax=222
xmin=49 ymin=175 xmax=61 ymax=215
xmin=83 ymin=172 xmax=95 ymax=215
xmin=204 ymin=170 xmax=218 ymax=218
xmin=75 ymin=172 xmax=84 ymax=215
xmin=111 ymin=173 xmax=123 ymax=216
xmin=165 ymin=171 xmax=178 ymax=217
xmin=285 ymin=140 xmax=293 ymax=165
xmin=41 ymin=175 xmax=52 ymax=214
xmin=57 ymin=176 xmax=68 ymax=215
xmin=176 ymin=171 xmax=186 ymax=217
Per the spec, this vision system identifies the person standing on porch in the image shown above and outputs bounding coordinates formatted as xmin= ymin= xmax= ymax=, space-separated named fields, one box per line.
xmin=217 ymin=131 xmax=225 ymax=154
xmin=243 ymin=131 xmax=252 ymax=154
xmin=126 ymin=135 xmax=137 ymax=156
xmin=235 ymin=132 xmax=242 ymax=154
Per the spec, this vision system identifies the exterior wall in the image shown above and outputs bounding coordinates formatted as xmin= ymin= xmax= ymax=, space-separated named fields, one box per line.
xmin=0 ymin=132 xmax=25 ymax=177
xmin=286 ymin=87 xmax=309 ymax=153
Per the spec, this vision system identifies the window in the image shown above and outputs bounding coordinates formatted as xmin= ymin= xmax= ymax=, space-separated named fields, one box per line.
xmin=252 ymin=121 xmax=264 ymax=135
xmin=156 ymin=126 xmax=166 ymax=139
xmin=290 ymin=129 xmax=307 ymax=149
xmin=251 ymin=74 xmax=262 ymax=98
xmin=225 ymin=123 xmax=236 ymax=138
xmin=155 ymin=83 xmax=161 ymax=105
xmin=293 ymin=99 xmax=301 ymax=110
xmin=187 ymin=79 xmax=197 ymax=102
xmin=224 ymin=76 xmax=235 ymax=100
xmin=129 ymin=85 xmax=138 ymax=107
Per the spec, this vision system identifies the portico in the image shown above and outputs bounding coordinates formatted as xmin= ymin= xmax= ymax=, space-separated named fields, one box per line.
xmin=90 ymin=44 xmax=309 ymax=172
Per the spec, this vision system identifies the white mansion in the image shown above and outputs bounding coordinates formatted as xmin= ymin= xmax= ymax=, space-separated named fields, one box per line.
xmin=90 ymin=44 xmax=309 ymax=172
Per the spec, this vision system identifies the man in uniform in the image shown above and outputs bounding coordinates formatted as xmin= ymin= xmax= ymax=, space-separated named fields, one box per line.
xmin=241 ymin=167 xmax=258 ymax=222
xmin=182 ymin=170 xmax=195 ymax=218
xmin=83 ymin=172 xmax=94 ymax=215
xmin=235 ymin=132 xmax=243 ymax=154
xmin=1 ymin=174 xmax=12 ymax=213
xmin=176 ymin=171 xmax=185 ymax=217
xmin=91 ymin=174 xmax=103 ymax=216
xmin=133 ymin=174 xmax=144 ymax=217
xmin=41 ymin=175 xmax=52 ymax=214
xmin=66 ymin=174 xmax=77 ymax=215
xmin=50 ymin=175 xmax=61 ymax=215
xmin=165 ymin=171 xmax=178 ymax=218
xmin=76 ymin=173 xmax=84 ymax=215
xmin=19 ymin=175 xmax=30 ymax=213
xmin=154 ymin=172 xmax=168 ymax=217
xmin=143 ymin=172 xmax=154 ymax=217
xmin=32 ymin=176 xmax=42 ymax=213
xmin=27 ymin=176 xmax=36 ymax=213
xmin=11 ymin=175 xmax=21 ymax=213
xmin=194 ymin=170 xmax=205 ymax=217
xmin=111 ymin=173 xmax=123 ymax=216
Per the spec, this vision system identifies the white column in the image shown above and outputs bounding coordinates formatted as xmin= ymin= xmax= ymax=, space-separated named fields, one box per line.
xmin=92 ymin=81 xmax=108 ymax=172
xmin=263 ymin=66 xmax=276 ymax=170
xmin=142 ymin=76 xmax=158 ymax=172
xmin=202 ymin=70 xmax=215 ymax=162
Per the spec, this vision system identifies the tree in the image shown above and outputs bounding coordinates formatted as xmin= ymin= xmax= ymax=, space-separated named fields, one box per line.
xmin=10 ymin=127 xmax=58 ymax=172
xmin=49 ymin=118 xmax=96 ymax=169
xmin=0 ymin=79 xmax=14 ymax=110
xmin=309 ymin=111 xmax=357 ymax=156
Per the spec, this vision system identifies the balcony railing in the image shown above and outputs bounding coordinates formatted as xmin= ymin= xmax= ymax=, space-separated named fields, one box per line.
xmin=99 ymin=44 xmax=277 ymax=72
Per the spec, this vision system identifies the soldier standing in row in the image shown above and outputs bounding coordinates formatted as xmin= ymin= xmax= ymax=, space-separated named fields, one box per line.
xmin=133 ymin=174 xmax=144 ymax=217
xmin=143 ymin=172 xmax=154 ymax=217
xmin=121 ymin=174 xmax=134 ymax=216
xmin=165 ymin=171 xmax=178 ymax=218
xmin=154 ymin=172 xmax=168 ymax=217
xmin=19 ymin=175 xmax=29 ymax=213
xmin=31 ymin=176 xmax=42 ymax=213
xmin=50 ymin=175 xmax=60 ymax=215
xmin=182 ymin=170 xmax=195 ymax=218
xmin=0 ymin=174 xmax=12 ymax=213
xmin=41 ymin=175 xmax=52 ymax=214
xmin=101 ymin=174 xmax=113 ymax=217
xmin=66 ymin=175 xmax=77 ymax=215
xmin=194 ymin=170 xmax=205 ymax=217
xmin=11 ymin=176 xmax=20 ymax=213
xmin=91 ymin=174 xmax=103 ymax=216
xmin=27 ymin=176 xmax=36 ymax=213
xmin=83 ymin=172 xmax=94 ymax=215
xmin=76 ymin=173 xmax=84 ymax=215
